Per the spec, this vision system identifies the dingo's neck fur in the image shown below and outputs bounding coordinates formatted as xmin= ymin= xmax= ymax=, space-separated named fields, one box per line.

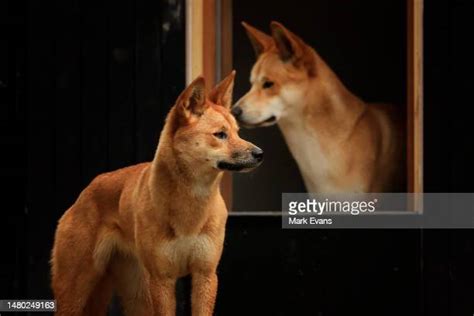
xmin=277 ymin=53 xmax=367 ymax=192
xmin=151 ymin=121 xmax=222 ymax=201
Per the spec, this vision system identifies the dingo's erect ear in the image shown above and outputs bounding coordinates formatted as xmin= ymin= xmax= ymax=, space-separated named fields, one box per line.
xmin=209 ymin=70 xmax=235 ymax=109
xmin=176 ymin=76 xmax=207 ymax=117
xmin=270 ymin=21 xmax=306 ymax=62
xmin=242 ymin=22 xmax=272 ymax=57
xmin=270 ymin=21 xmax=316 ymax=76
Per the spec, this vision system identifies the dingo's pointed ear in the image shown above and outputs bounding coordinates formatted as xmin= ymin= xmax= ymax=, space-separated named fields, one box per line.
xmin=271 ymin=21 xmax=316 ymax=76
xmin=209 ymin=70 xmax=235 ymax=109
xmin=176 ymin=76 xmax=208 ymax=118
xmin=242 ymin=21 xmax=272 ymax=57
xmin=270 ymin=21 xmax=305 ymax=61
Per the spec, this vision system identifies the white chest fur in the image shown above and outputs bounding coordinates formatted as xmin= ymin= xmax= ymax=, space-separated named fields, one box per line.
xmin=157 ymin=234 xmax=216 ymax=277
xmin=279 ymin=122 xmax=332 ymax=193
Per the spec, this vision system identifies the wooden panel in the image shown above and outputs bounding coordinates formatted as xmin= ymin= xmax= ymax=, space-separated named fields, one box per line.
xmin=220 ymin=0 xmax=233 ymax=76
xmin=407 ymin=0 xmax=424 ymax=195
xmin=81 ymin=0 xmax=108 ymax=185
xmin=203 ymin=0 xmax=216 ymax=83
xmin=54 ymin=0 xmax=83 ymax=216
xmin=186 ymin=0 xmax=204 ymax=84
xmin=108 ymin=0 xmax=136 ymax=169
xmin=159 ymin=1 xmax=186 ymax=119
xmin=25 ymin=0 xmax=56 ymax=299
xmin=16 ymin=0 xmax=185 ymax=307
xmin=135 ymin=0 xmax=185 ymax=163
xmin=135 ymin=0 xmax=163 ymax=162
xmin=1 ymin=0 xmax=27 ymax=299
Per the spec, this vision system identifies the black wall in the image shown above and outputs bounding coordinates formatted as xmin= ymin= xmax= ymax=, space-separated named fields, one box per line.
xmin=1 ymin=0 xmax=186 ymax=309
xmin=1 ymin=1 xmax=474 ymax=316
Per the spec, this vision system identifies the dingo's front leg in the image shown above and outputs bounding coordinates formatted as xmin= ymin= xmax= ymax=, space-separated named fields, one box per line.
xmin=191 ymin=272 xmax=218 ymax=316
xmin=150 ymin=277 xmax=176 ymax=316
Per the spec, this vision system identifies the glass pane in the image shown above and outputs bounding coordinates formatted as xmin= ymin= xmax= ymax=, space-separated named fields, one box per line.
xmin=231 ymin=0 xmax=407 ymax=212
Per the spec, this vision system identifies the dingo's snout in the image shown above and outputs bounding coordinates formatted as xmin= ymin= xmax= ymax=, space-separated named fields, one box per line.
xmin=218 ymin=144 xmax=263 ymax=172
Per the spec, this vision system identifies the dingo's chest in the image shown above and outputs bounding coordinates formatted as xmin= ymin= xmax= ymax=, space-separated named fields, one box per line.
xmin=156 ymin=234 xmax=217 ymax=277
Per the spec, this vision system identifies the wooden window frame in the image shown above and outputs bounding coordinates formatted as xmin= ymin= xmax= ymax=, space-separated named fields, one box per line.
xmin=186 ymin=0 xmax=233 ymax=209
xmin=407 ymin=0 xmax=424 ymax=197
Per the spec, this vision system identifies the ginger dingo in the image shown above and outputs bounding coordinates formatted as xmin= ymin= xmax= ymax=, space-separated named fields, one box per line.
xmin=233 ymin=21 xmax=405 ymax=193
xmin=51 ymin=72 xmax=263 ymax=316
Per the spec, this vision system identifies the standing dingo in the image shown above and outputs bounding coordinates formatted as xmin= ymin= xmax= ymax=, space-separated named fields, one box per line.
xmin=51 ymin=72 xmax=263 ymax=315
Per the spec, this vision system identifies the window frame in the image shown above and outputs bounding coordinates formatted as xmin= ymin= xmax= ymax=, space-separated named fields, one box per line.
xmin=186 ymin=0 xmax=424 ymax=213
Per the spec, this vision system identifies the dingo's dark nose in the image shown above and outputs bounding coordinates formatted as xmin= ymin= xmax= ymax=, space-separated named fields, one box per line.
xmin=231 ymin=106 xmax=242 ymax=118
xmin=251 ymin=147 xmax=264 ymax=162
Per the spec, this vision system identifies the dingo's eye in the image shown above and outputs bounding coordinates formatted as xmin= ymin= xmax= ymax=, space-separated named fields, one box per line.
xmin=262 ymin=81 xmax=274 ymax=89
xmin=213 ymin=131 xmax=228 ymax=140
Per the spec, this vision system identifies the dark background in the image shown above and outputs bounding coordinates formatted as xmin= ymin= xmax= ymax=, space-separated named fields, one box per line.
xmin=1 ymin=0 xmax=474 ymax=315
xmin=232 ymin=0 xmax=407 ymax=212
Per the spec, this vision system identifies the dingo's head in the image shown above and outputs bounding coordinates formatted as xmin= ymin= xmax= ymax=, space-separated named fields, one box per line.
xmin=169 ymin=72 xmax=263 ymax=173
xmin=233 ymin=22 xmax=317 ymax=127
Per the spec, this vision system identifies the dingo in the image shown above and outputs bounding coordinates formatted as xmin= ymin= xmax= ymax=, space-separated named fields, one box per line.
xmin=233 ymin=21 xmax=404 ymax=193
xmin=51 ymin=72 xmax=263 ymax=316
